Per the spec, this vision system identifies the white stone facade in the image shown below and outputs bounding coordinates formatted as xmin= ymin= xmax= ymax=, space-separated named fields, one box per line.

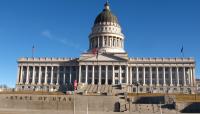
xmin=15 ymin=2 xmax=196 ymax=93
xmin=15 ymin=56 xmax=196 ymax=93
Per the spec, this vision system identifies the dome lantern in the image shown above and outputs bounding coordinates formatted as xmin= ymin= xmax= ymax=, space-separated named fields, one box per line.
xmin=104 ymin=1 xmax=110 ymax=11
xmin=94 ymin=1 xmax=118 ymax=25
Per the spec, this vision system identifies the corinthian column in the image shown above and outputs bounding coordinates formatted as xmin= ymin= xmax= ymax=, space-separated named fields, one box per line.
xmin=20 ymin=66 xmax=24 ymax=84
xmin=63 ymin=66 xmax=66 ymax=85
xmin=85 ymin=65 xmax=88 ymax=84
xmin=92 ymin=65 xmax=95 ymax=84
xmin=190 ymin=67 xmax=193 ymax=86
xmin=119 ymin=66 xmax=122 ymax=84
xmin=136 ymin=67 xmax=139 ymax=82
xmin=163 ymin=67 xmax=166 ymax=86
xmin=156 ymin=67 xmax=159 ymax=86
xmin=32 ymin=66 xmax=36 ymax=84
xmin=176 ymin=67 xmax=179 ymax=86
xmin=112 ymin=65 xmax=115 ymax=85
xmin=183 ymin=67 xmax=186 ymax=86
xmin=16 ymin=66 xmax=20 ymax=84
xmin=44 ymin=66 xmax=48 ymax=85
xmin=79 ymin=65 xmax=82 ymax=83
xmin=56 ymin=66 xmax=59 ymax=85
xmin=105 ymin=65 xmax=108 ymax=85
xmin=150 ymin=67 xmax=152 ymax=86
xmin=69 ymin=66 xmax=72 ymax=83
xmin=130 ymin=67 xmax=132 ymax=85
xmin=38 ymin=66 xmax=42 ymax=85
xmin=126 ymin=66 xmax=129 ymax=84
xmin=99 ymin=65 xmax=102 ymax=85
xmin=170 ymin=67 xmax=173 ymax=86
xmin=25 ymin=66 xmax=30 ymax=84
xmin=143 ymin=67 xmax=146 ymax=86
xmin=50 ymin=66 xmax=54 ymax=85
xmin=193 ymin=67 xmax=196 ymax=86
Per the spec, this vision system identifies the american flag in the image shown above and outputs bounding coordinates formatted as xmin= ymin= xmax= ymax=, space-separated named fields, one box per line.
xmin=92 ymin=47 xmax=99 ymax=59
xmin=32 ymin=45 xmax=35 ymax=58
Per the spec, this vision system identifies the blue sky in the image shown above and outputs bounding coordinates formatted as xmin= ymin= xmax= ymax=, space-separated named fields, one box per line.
xmin=0 ymin=0 xmax=200 ymax=87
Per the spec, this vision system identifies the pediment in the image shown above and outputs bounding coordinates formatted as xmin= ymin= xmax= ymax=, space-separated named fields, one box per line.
xmin=79 ymin=53 xmax=128 ymax=62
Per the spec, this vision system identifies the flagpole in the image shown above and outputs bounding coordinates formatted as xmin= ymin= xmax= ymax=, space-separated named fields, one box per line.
xmin=32 ymin=45 xmax=35 ymax=58
xmin=181 ymin=45 xmax=184 ymax=58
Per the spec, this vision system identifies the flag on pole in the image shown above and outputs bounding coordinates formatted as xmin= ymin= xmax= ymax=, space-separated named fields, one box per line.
xmin=181 ymin=45 xmax=183 ymax=53
xmin=92 ymin=48 xmax=97 ymax=55
xmin=32 ymin=45 xmax=35 ymax=58
xmin=92 ymin=45 xmax=99 ymax=59
xmin=181 ymin=45 xmax=184 ymax=57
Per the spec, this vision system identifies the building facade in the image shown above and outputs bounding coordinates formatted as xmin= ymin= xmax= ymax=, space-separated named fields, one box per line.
xmin=15 ymin=2 xmax=196 ymax=93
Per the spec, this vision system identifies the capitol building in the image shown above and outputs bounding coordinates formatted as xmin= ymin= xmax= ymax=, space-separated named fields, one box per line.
xmin=15 ymin=2 xmax=196 ymax=94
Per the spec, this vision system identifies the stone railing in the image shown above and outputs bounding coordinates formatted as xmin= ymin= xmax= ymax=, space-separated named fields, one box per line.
xmin=129 ymin=57 xmax=195 ymax=63
xmin=18 ymin=57 xmax=77 ymax=62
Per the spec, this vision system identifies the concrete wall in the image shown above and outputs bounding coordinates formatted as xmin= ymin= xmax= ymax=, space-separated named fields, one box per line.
xmin=0 ymin=94 xmax=117 ymax=112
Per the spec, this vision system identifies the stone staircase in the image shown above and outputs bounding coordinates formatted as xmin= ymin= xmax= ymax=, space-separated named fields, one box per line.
xmin=77 ymin=84 xmax=126 ymax=96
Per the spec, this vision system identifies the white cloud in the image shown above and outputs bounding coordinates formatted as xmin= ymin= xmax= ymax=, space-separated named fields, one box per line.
xmin=41 ymin=30 xmax=52 ymax=39
xmin=40 ymin=30 xmax=83 ymax=52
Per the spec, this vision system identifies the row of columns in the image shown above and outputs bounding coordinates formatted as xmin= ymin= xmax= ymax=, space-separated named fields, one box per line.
xmin=90 ymin=36 xmax=124 ymax=49
xmin=17 ymin=65 xmax=195 ymax=87
xmin=78 ymin=65 xmax=195 ymax=86
xmin=17 ymin=66 xmax=74 ymax=85
xmin=130 ymin=66 xmax=194 ymax=86
xmin=79 ymin=65 xmax=131 ymax=85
